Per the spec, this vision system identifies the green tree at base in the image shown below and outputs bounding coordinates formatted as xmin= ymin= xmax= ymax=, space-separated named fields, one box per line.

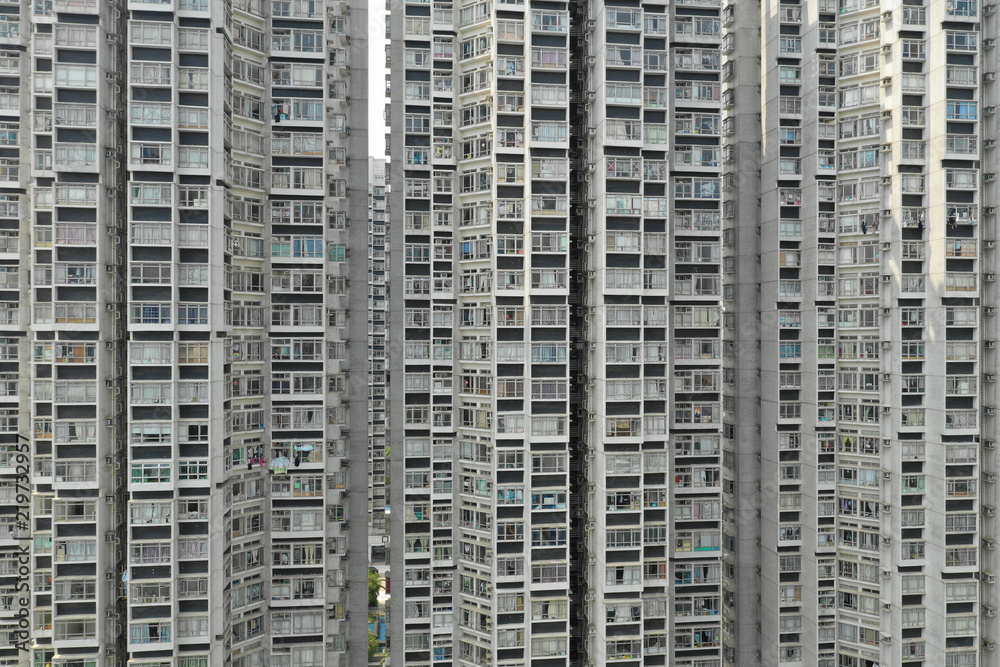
xmin=368 ymin=569 xmax=383 ymax=608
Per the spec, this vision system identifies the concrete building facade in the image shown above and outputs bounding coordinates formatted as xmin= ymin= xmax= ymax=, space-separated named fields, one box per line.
xmin=387 ymin=0 xmax=1000 ymax=666
xmin=0 ymin=0 xmax=998 ymax=666
xmin=16 ymin=0 xmax=370 ymax=665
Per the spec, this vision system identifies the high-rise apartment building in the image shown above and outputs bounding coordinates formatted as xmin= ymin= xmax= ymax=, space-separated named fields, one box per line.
xmin=369 ymin=157 xmax=389 ymax=545
xmin=756 ymin=2 xmax=992 ymax=666
xmin=8 ymin=0 xmax=371 ymax=665
xmin=387 ymin=0 xmax=999 ymax=666
xmin=4 ymin=0 xmax=1000 ymax=665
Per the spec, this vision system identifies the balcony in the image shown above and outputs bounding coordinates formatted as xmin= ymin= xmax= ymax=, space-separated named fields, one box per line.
xmin=947 ymin=65 xmax=978 ymax=86
xmin=674 ymin=467 xmax=721 ymax=490
xmin=778 ymin=96 xmax=802 ymax=116
xmin=673 ymin=531 xmax=721 ymax=555
xmin=271 ymin=98 xmax=324 ymax=124
xmin=530 ymin=47 xmax=568 ymax=70
xmin=674 ymin=178 xmax=720 ymax=200
xmin=496 ymin=20 xmax=524 ymax=42
xmin=674 ymin=48 xmax=720 ymax=72
xmin=54 ymin=24 xmax=97 ymax=48
xmin=674 ymin=17 xmax=721 ymax=40
xmin=130 ymin=21 xmax=172 ymax=46
xmin=675 ymin=82 xmax=720 ymax=104
xmin=945 ymin=273 xmax=978 ymax=293
xmin=674 ymin=113 xmax=720 ymax=135
xmin=270 ymin=0 xmax=324 ymax=18
xmin=53 ymin=104 xmax=97 ymax=129
xmin=945 ymin=410 xmax=977 ymax=430
xmin=946 ymin=101 xmax=978 ymax=121
xmin=403 ymin=17 xmax=431 ymax=37
xmin=55 ymin=0 xmax=100 ymax=12
xmin=778 ymin=4 xmax=802 ymax=23
xmin=497 ymin=56 xmax=525 ymax=78
xmin=129 ymin=622 xmax=172 ymax=646
xmin=673 ymin=275 xmax=720 ymax=297
xmin=606 ymin=46 xmax=643 ymax=68
xmin=530 ymin=121 xmax=568 ymax=144
xmin=606 ymin=120 xmax=641 ymax=143
xmin=946 ymin=239 xmax=977 ymax=257
xmin=531 ymin=195 xmax=567 ymax=216
xmin=177 ymin=27 xmax=209 ymax=51
xmin=644 ymin=15 xmax=668 ymax=35
xmin=901 ymin=6 xmax=926 ymax=23
xmin=178 ymin=67 xmax=209 ymax=91
xmin=605 ymin=195 xmax=642 ymax=216
xmin=946 ymin=135 xmax=979 ymax=157
xmin=946 ymin=0 xmax=978 ymax=18
xmin=946 ymin=30 xmax=978 ymax=52
xmin=130 ymin=143 xmax=172 ymax=167
xmin=51 ymin=303 xmax=97 ymax=326
xmin=641 ymin=160 xmax=667 ymax=182
xmin=0 ymin=20 xmax=18 ymax=44
xmin=644 ymin=51 xmax=669 ymax=72
xmin=271 ymin=167 xmax=324 ymax=193
xmin=532 ymin=85 xmax=567 ymax=106
xmin=606 ymin=8 xmax=641 ymax=30
xmin=606 ymin=157 xmax=642 ymax=179
xmin=606 ymin=83 xmax=642 ymax=105
xmin=644 ymin=124 xmax=669 ymax=146
xmin=674 ymin=146 xmax=720 ymax=169
xmin=131 ymin=62 xmax=172 ymax=86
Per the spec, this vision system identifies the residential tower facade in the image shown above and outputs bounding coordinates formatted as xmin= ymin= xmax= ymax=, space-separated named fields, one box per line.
xmin=18 ymin=0 xmax=370 ymax=666
xmin=388 ymin=0 xmax=1000 ymax=666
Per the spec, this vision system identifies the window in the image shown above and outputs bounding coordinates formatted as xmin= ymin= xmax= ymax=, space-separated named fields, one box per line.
xmin=130 ymin=621 xmax=171 ymax=644
xmin=175 ymin=459 xmax=208 ymax=480
xmin=779 ymin=36 xmax=802 ymax=53
xmin=54 ymin=64 xmax=98 ymax=87
xmin=947 ymin=101 xmax=978 ymax=120
xmin=130 ymin=102 xmax=172 ymax=125
xmin=131 ymin=303 xmax=171 ymax=325
xmin=530 ymin=343 xmax=567 ymax=364
xmin=947 ymin=31 xmax=978 ymax=51
xmin=270 ymin=610 xmax=323 ymax=635
xmin=131 ymin=463 xmax=170 ymax=484
xmin=178 ymin=304 xmax=208 ymax=325
xmin=178 ymin=147 xmax=209 ymax=168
